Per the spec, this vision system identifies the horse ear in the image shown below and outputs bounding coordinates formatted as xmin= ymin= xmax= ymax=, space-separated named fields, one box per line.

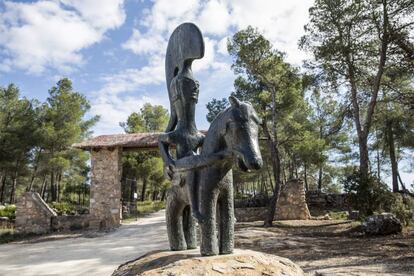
xmin=229 ymin=96 xmax=241 ymax=108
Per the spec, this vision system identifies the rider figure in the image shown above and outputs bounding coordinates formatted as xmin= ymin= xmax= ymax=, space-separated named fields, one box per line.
xmin=159 ymin=63 xmax=231 ymax=223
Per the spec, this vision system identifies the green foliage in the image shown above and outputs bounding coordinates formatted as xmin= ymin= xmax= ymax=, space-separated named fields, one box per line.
xmin=137 ymin=200 xmax=166 ymax=215
xmin=206 ymin=98 xmax=228 ymax=123
xmin=0 ymin=78 xmax=97 ymax=204
xmin=343 ymin=170 xmax=394 ymax=217
xmin=120 ymin=103 xmax=168 ymax=133
xmin=50 ymin=202 xmax=75 ymax=215
xmin=0 ymin=205 xmax=16 ymax=220
xmin=328 ymin=211 xmax=348 ymax=220
xmin=121 ymin=104 xmax=169 ymax=203
xmin=388 ymin=195 xmax=414 ymax=226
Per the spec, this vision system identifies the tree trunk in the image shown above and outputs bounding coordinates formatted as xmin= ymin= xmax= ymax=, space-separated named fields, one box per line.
xmin=160 ymin=189 xmax=166 ymax=201
xmin=27 ymin=148 xmax=43 ymax=192
xmin=0 ymin=175 xmax=7 ymax=204
xmin=358 ymin=135 xmax=370 ymax=182
xmin=50 ymin=171 xmax=56 ymax=202
xmin=56 ymin=172 xmax=62 ymax=202
xmin=40 ymin=176 xmax=47 ymax=199
xmin=318 ymin=166 xmax=323 ymax=192
xmin=304 ymin=163 xmax=309 ymax=191
xmin=386 ymin=120 xmax=399 ymax=192
xmin=141 ymin=178 xmax=147 ymax=202
xmin=262 ymin=121 xmax=282 ymax=227
xmin=9 ymin=176 xmax=17 ymax=204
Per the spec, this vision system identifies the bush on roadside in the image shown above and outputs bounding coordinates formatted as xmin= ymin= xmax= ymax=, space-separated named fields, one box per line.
xmin=0 ymin=204 xmax=16 ymax=220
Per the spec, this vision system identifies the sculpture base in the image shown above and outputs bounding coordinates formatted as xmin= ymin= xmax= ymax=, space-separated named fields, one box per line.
xmin=112 ymin=248 xmax=304 ymax=276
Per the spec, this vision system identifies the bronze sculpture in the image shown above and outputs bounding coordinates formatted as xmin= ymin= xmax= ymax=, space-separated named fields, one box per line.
xmin=159 ymin=23 xmax=263 ymax=256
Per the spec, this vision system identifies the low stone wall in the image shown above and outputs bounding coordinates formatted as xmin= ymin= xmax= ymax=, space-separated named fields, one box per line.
xmin=51 ymin=215 xmax=90 ymax=232
xmin=306 ymin=192 xmax=349 ymax=210
xmin=0 ymin=217 xmax=13 ymax=228
xmin=15 ymin=192 xmax=57 ymax=234
xmin=235 ymin=191 xmax=349 ymax=222
xmin=235 ymin=207 xmax=268 ymax=222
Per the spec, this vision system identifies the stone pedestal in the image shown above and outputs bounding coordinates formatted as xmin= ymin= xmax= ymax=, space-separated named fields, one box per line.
xmin=15 ymin=192 xmax=57 ymax=234
xmin=276 ymin=179 xmax=311 ymax=220
xmin=90 ymin=147 xmax=122 ymax=229
xmin=112 ymin=249 xmax=304 ymax=276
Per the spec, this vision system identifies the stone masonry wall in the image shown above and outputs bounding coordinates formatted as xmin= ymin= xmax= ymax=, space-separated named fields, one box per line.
xmin=306 ymin=192 xmax=349 ymax=210
xmin=90 ymin=147 xmax=122 ymax=229
xmin=15 ymin=192 xmax=57 ymax=234
xmin=275 ymin=179 xmax=311 ymax=220
xmin=51 ymin=215 xmax=90 ymax=232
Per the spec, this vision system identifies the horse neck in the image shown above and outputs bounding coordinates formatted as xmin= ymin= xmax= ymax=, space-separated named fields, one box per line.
xmin=201 ymin=110 xmax=229 ymax=156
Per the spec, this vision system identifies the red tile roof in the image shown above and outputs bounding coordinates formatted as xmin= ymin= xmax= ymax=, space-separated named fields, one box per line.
xmin=72 ymin=132 xmax=162 ymax=150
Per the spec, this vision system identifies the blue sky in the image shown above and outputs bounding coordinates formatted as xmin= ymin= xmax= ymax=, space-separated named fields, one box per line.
xmin=0 ymin=0 xmax=314 ymax=134
xmin=1 ymin=0 xmax=412 ymax=186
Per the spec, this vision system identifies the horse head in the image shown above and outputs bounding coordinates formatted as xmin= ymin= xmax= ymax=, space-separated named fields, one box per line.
xmin=223 ymin=96 xmax=263 ymax=172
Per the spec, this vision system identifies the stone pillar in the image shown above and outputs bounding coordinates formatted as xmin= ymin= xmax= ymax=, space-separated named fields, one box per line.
xmin=275 ymin=179 xmax=311 ymax=220
xmin=89 ymin=147 xmax=122 ymax=229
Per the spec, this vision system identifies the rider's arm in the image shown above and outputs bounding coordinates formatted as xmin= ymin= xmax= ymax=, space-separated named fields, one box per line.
xmin=172 ymin=150 xmax=233 ymax=172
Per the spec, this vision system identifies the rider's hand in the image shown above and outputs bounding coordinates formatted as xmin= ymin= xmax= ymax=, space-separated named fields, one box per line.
xmin=164 ymin=160 xmax=176 ymax=181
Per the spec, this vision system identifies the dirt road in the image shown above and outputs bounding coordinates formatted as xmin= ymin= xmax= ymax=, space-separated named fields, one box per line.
xmin=0 ymin=211 xmax=168 ymax=276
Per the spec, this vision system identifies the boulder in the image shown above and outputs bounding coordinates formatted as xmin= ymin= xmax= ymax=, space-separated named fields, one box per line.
xmin=112 ymin=248 xmax=304 ymax=276
xmin=362 ymin=213 xmax=402 ymax=235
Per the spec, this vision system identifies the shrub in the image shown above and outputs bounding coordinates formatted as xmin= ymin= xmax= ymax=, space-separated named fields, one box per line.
xmin=342 ymin=170 xmax=394 ymax=217
xmin=0 ymin=205 xmax=16 ymax=220
xmin=50 ymin=202 xmax=75 ymax=215
xmin=388 ymin=194 xmax=414 ymax=226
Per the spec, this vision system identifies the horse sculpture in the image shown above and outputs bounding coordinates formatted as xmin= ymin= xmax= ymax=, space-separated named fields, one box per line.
xmin=165 ymin=96 xmax=263 ymax=256
xmin=159 ymin=23 xmax=263 ymax=256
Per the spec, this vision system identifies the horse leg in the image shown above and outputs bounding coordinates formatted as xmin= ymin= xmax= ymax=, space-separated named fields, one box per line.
xmin=199 ymin=190 xmax=219 ymax=256
xmin=166 ymin=187 xmax=186 ymax=250
xmin=218 ymin=182 xmax=235 ymax=255
xmin=182 ymin=205 xmax=197 ymax=249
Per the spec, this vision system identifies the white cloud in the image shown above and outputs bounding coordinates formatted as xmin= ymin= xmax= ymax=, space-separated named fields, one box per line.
xmin=89 ymin=54 xmax=167 ymax=134
xmin=91 ymin=0 xmax=315 ymax=134
xmin=98 ymin=56 xmax=165 ymax=96
xmin=217 ymin=36 xmax=229 ymax=56
xmin=228 ymin=0 xmax=313 ymax=65
xmin=0 ymin=0 xmax=126 ymax=74
xmin=139 ymin=0 xmax=200 ymax=33
xmin=61 ymin=0 xmax=125 ymax=30
xmin=122 ymin=29 xmax=166 ymax=55
xmin=198 ymin=0 xmax=231 ymax=36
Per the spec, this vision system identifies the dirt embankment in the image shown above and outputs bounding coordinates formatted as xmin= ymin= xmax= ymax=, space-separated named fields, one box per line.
xmin=235 ymin=220 xmax=414 ymax=275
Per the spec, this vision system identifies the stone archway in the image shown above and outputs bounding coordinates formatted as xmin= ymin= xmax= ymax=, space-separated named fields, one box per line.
xmin=73 ymin=132 xmax=162 ymax=229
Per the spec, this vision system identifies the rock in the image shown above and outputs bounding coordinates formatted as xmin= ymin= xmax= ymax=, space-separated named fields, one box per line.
xmin=348 ymin=210 xmax=360 ymax=220
xmin=362 ymin=213 xmax=402 ymax=235
xmin=112 ymin=248 xmax=304 ymax=276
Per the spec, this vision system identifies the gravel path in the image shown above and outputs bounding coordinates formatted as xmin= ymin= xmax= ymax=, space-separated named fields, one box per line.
xmin=0 ymin=210 xmax=168 ymax=276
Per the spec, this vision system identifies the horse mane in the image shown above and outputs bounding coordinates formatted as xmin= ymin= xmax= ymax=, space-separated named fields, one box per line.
xmin=201 ymin=106 xmax=233 ymax=155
